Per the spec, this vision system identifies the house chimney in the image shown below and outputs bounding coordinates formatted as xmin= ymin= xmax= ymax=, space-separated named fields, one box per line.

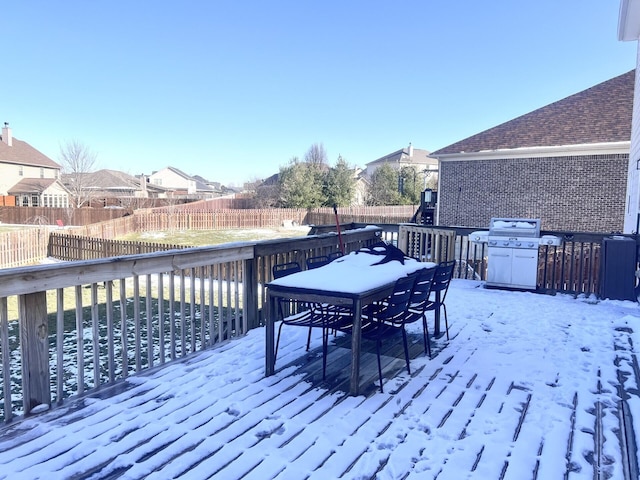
xmin=1 ymin=122 xmax=12 ymax=147
xmin=408 ymin=142 xmax=413 ymax=157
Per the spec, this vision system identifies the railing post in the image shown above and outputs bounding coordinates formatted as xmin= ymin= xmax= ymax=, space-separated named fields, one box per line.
xmin=244 ymin=256 xmax=259 ymax=330
xmin=19 ymin=292 xmax=51 ymax=415
xmin=398 ymin=225 xmax=409 ymax=254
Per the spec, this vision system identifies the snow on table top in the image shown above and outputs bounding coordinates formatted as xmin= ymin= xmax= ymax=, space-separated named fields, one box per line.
xmin=269 ymin=251 xmax=435 ymax=294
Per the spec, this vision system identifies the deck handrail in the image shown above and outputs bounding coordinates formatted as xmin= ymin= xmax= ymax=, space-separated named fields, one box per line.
xmin=0 ymin=226 xmax=392 ymax=423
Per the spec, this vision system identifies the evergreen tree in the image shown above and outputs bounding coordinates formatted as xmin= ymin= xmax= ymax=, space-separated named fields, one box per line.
xmin=279 ymin=158 xmax=325 ymax=208
xmin=324 ymin=155 xmax=355 ymax=207
xmin=366 ymin=164 xmax=401 ymax=205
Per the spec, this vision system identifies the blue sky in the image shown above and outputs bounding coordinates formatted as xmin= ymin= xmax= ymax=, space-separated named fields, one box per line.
xmin=2 ymin=1 xmax=636 ymax=186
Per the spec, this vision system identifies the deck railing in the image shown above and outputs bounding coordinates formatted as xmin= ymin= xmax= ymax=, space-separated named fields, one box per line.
xmin=0 ymin=226 xmax=390 ymax=422
xmin=1 ymin=222 xmax=636 ymax=423
xmin=406 ymin=225 xmax=636 ymax=297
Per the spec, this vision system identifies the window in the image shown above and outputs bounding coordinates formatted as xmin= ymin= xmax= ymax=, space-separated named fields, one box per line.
xmin=18 ymin=166 xmax=23 ymax=176
xmin=40 ymin=168 xmax=44 ymax=179
xmin=22 ymin=195 xmax=29 ymax=206
xmin=31 ymin=194 xmax=39 ymax=207
xmin=153 ymin=178 xmax=162 ymax=186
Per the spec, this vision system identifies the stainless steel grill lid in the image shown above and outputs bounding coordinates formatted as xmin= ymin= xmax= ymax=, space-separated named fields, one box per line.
xmin=488 ymin=218 xmax=541 ymax=238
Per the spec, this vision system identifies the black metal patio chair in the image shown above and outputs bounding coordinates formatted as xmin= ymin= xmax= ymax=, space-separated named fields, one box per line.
xmin=404 ymin=266 xmax=438 ymax=357
xmin=272 ymin=261 xmax=337 ymax=368
xmin=335 ymin=274 xmax=416 ymax=393
xmin=424 ymin=260 xmax=456 ymax=340
xmin=306 ymin=255 xmax=330 ymax=270
xmin=327 ymin=251 xmax=344 ymax=261
xmin=273 ymin=262 xmax=313 ymax=360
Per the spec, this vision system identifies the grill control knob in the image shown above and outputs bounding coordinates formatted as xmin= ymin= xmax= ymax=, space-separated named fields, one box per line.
xmin=503 ymin=241 xmax=509 ymax=246
xmin=528 ymin=242 xmax=535 ymax=248
xmin=515 ymin=242 xmax=521 ymax=247
xmin=489 ymin=240 xmax=497 ymax=246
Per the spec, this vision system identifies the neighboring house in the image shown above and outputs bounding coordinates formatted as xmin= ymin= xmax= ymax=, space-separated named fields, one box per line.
xmin=149 ymin=167 xmax=217 ymax=198
xmin=364 ymin=144 xmax=438 ymax=183
xmin=61 ymin=169 xmax=169 ymax=207
xmin=430 ymin=71 xmax=633 ymax=232
xmin=619 ymin=0 xmax=640 ymax=233
xmin=0 ymin=123 xmax=70 ymax=207
xmin=353 ymin=167 xmax=367 ymax=206
xmin=192 ymin=175 xmax=230 ymax=195
xmin=354 ymin=144 xmax=438 ymax=206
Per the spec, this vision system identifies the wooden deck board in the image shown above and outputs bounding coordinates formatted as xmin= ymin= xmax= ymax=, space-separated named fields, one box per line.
xmin=0 ymin=313 xmax=637 ymax=480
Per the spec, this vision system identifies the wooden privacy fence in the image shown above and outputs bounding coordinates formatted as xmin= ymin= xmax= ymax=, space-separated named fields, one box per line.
xmin=131 ymin=208 xmax=310 ymax=231
xmin=0 ymin=228 xmax=52 ymax=268
xmin=306 ymin=205 xmax=415 ymax=226
xmin=0 ymin=206 xmax=418 ymax=269
xmin=48 ymin=233 xmax=187 ymax=261
xmin=0 ymin=206 xmax=129 ymax=227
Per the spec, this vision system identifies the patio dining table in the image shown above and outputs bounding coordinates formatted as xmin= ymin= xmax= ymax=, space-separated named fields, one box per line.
xmin=265 ymin=250 xmax=434 ymax=396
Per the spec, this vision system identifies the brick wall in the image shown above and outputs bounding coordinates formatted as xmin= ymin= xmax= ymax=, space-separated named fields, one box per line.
xmin=439 ymin=153 xmax=628 ymax=232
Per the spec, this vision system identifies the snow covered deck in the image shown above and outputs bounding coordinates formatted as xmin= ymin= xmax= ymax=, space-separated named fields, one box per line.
xmin=0 ymin=279 xmax=639 ymax=479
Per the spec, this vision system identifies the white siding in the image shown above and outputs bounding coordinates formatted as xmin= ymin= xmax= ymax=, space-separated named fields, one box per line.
xmin=624 ymin=41 xmax=640 ymax=232
xmin=0 ymin=163 xmax=59 ymax=196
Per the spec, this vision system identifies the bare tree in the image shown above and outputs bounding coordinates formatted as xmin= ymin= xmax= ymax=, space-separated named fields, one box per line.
xmin=304 ymin=143 xmax=328 ymax=166
xmin=59 ymin=140 xmax=99 ymax=208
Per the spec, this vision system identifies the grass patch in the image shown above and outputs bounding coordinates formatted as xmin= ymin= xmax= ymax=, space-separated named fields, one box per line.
xmin=116 ymin=226 xmax=311 ymax=247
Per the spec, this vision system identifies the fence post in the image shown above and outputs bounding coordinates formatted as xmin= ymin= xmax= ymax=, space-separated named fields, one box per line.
xmin=243 ymin=256 xmax=259 ymax=330
xmin=19 ymin=292 xmax=51 ymax=414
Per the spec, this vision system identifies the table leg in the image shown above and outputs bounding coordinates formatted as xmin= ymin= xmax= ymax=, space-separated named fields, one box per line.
xmin=349 ymin=299 xmax=362 ymax=396
xmin=265 ymin=292 xmax=276 ymax=376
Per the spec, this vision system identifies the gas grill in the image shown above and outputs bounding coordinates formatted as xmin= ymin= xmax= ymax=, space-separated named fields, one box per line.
xmin=470 ymin=218 xmax=561 ymax=290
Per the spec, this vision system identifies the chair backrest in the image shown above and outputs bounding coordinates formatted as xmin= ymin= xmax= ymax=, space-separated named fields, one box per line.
xmin=273 ymin=261 xmax=302 ymax=279
xmin=306 ymin=255 xmax=330 ymax=270
xmin=432 ymin=260 xmax=455 ymax=294
xmin=408 ymin=266 xmax=437 ymax=312
xmin=379 ymin=275 xmax=416 ymax=324
xmin=327 ymin=251 xmax=344 ymax=261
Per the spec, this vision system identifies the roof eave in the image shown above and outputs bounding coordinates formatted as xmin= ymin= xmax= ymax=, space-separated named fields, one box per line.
xmin=433 ymin=141 xmax=630 ymax=161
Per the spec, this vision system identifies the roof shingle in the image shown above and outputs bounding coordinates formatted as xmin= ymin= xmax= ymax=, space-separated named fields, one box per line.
xmin=0 ymin=138 xmax=61 ymax=169
xmin=432 ymin=70 xmax=634 ymax=155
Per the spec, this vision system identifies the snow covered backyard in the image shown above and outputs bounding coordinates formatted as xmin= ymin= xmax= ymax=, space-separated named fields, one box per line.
xmin=0 ymin=278 xmax=638 ymax=479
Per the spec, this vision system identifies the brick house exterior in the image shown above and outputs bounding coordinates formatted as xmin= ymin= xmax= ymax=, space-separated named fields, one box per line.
xmin=431 ymin=71 xmax=633 ymax=232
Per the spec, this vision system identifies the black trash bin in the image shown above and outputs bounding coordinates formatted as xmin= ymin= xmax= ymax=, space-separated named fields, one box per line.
xmin=600 ymin=236 xmax=637 ymax=301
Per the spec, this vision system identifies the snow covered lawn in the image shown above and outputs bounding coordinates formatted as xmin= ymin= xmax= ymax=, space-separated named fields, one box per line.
xmin=0 ymin=279 xmax=639 ymax=479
